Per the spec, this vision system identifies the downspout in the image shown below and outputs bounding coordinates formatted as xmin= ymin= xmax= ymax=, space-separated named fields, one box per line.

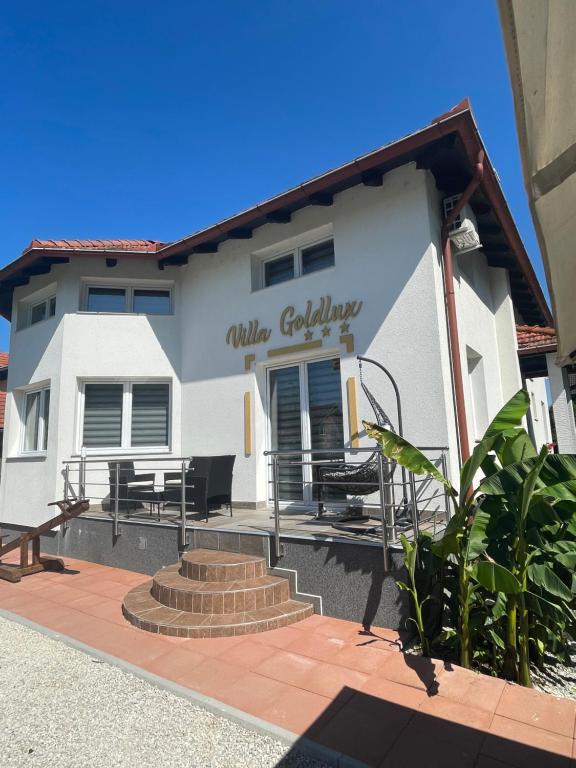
xmin=441 ymin=150 xmax=484 ymax=464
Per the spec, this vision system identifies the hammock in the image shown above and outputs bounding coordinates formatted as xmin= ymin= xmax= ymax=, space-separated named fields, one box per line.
xmin=317 ymin=359 xmax=395 ymax=498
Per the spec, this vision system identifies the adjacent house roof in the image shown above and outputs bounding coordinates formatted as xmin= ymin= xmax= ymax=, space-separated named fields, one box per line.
xmin=0 ymin=352 xmax=8 ymax=368
xmin=0 ymin=391 xmax=5 ymax=430
xmin=517 ymin=324 xmax=557 ymax=354
xmin=27 ymin=239 xmax=164 ymax=252
xmin=0 ymin=100 xmax=552 ymax=327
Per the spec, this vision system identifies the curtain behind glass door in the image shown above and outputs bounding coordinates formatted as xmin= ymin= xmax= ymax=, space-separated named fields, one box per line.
xmin=269 ymin=366 xmax=303 ymax=501
xmin=307 ymin=359 xmax=344 ymax=500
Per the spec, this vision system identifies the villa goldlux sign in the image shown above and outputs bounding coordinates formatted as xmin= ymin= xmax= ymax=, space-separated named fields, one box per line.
xmin=225 ymin=295 xmax=363 ymax=349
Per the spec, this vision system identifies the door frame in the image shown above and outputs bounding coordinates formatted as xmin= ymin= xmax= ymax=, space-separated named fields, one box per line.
xmin=264 ymin=353 xmax=343 ymax=507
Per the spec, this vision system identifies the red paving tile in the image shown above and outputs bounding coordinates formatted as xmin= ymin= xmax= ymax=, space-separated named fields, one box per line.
xmin=0 ymin=554 xmax=574 ymax=768
xmin=254 ymin=649 xmax=320 ymax=687
xmin=435 ymin=664 xmax=506 ymax=714
xmin=495 ymin=682 xmax=576 ymax=737
xmin=264 ymin=686 xmax=333 ymax=733
xmin=483 ymin=714 xmax=572 ymax=768
xmin=375 ymin=650 xmax=445 ymax=692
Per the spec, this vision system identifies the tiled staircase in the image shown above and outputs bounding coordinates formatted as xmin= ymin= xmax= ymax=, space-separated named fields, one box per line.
xmin=122 ymin=548 xmax=313 ymax=638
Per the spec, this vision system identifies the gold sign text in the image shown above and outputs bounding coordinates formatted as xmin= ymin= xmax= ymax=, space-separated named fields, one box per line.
xmin=280 ymin=296 xmax=362 ymax=337
xmin=226 ymin=320 xmax=272 ymax=349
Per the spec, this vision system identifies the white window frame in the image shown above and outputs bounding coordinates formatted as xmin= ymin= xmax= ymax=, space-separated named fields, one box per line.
xmin=17 ymin=293 xmax=57 ymax=331
xmin=77 ymin=378 xmax=172 ymax=455
xmin=20 ymin=386 xmax=51 ymax=455
xmin=80 ymin=280 xmax=173 ymax=315
xmin=259 ymin=235 xmax=335 ymax=290
xmin=264 ymin=353 xmax=344 ymax=506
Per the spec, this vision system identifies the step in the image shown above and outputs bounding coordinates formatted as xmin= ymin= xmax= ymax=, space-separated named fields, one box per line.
xmin=123 ymin=581 xmax=313 ymax=638
xmin=151 ymin=563 xmax=290 ymax=614
xmin=180 ymin=548 xmax=266 ymax=582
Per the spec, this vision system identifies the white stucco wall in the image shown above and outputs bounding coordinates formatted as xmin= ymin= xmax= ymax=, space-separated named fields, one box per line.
xmin=0 ymin=258 xmax=182 ymax=526
xmin=0 ymin=161 xmax=526 ymax=526
xmin=547 ymin=354 xmax=576 ymax=453
xmin=524 ymin=376 xmax=552 ymax=448
xmin=178 ymin=163 xmax=456 ymax=505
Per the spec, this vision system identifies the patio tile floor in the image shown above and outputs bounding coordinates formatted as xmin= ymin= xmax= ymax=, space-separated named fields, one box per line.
xmin=0 ymin=553 xmax=574 ymax=767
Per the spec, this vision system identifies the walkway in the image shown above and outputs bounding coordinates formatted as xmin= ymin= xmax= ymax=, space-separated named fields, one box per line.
xmin=0 ymin=555 xmax=574 ymax=767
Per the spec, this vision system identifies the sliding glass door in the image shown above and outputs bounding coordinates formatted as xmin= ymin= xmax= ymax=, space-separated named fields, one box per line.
xmin=268 ymin=357 xmax=344 ymax=503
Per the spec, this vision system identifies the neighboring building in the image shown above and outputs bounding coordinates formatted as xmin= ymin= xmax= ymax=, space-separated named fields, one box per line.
xmin=0 ymin=100 xmax=571 ymax=628
xmin=517 ymin=324 xmax=576 ymax=453
xmin=0 ymin=353 xmax=8 ymax=460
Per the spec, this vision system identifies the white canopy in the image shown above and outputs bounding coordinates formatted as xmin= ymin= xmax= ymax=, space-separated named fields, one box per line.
xmin=499 ymin=0 xmax=576 ymax=364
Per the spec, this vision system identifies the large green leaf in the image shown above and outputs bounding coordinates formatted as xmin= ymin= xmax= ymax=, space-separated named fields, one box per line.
xmin=471 ymin=561 xmax=522 ymax=594
xmin=466 ymin=507 xmax=491 ymax=561
xmin=478 ymin=454 xmax=576 ymax=498
xmin=459 ymin=435 xmax=497 ymax=503
xmin=484 ymin=390 xmax=530 ymax=438
xmin=555 ymin=552 xmax=576 ymax=570
xmin=519 ymin=446 xmax=549 ymax=524
xmin=534 ymin=480 xmax=576 ymax=503
xmin=501 ymin=429 xmax=537 ymax=465
xmin=399 ymin=533 xmax=417 ymax=584
xmin=364 ymin=422 xmax=456 ymax=496
xmin=527 ymin=563 xmax=573 ymax=602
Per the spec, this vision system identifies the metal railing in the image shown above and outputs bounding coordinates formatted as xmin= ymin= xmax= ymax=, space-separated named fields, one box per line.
xmin=62 ymin=456 xmax=201 ymax=549
xmin=264 ymin=446 xmax=451 ymax=571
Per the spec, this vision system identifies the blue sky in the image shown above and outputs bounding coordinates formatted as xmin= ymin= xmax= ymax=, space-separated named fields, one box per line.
xmin=0 ymin=1 xmax=545 ymax=352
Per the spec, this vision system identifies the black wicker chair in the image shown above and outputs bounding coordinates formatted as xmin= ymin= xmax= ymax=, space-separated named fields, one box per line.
xmin=162 ymin=455 xmax=235 ymax=520
xmin=207 ymin=455 xmax=235 ymax=516
xmin=108 ymin=461 xmax=155 ymax=513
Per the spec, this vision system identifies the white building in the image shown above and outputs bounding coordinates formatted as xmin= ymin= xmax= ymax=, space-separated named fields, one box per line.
xmin=0 ymin=102 xmax=570 ymax=624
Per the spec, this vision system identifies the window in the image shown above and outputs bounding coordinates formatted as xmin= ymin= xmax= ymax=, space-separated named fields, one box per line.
xmin=84 ymin=285 xmax=171 ymax=314
xmin=467 ymin=348 xmax=488 ymax=439
xmin=263 ymin=238 xmax=335 ymax=288
xmin=264 ymin=255 xmax=295 ymax=287
xmin=22 ymin=387 xmax=50 ymax=453
xmin=132 ymin=289 xmax=171 ymax=315
xmin=18 ymin=295 xmax=56 ymax=329
xmin=87 ymin=287 xmax=127 ymax=313
xmin=81 ymin=381 xmax=170 ymax=450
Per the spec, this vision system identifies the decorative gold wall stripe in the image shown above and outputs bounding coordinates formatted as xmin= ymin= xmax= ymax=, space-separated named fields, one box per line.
xmin=340 ymin=333 xmax=355 ymax=353
xmin=243 ymin=391 xmax=252 ymax=456
xmin=267 ymin=340 xmax=323 ymax=358
xmin=346 ymin=377 xmax=360 ymax=448
xmin=244 ymin=353 xmax=256 ymax=371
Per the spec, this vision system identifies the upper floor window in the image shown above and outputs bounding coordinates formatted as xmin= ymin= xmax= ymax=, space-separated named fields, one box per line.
xmin=22 ymin=387 xmax=50 ymax=453
xmin=83 ymin=284 xmax=172 ymax=315
xmin=17 ymin=294 xmax=56 ymax=330
xmin=262 ymin=238 xmax=335 ymax=288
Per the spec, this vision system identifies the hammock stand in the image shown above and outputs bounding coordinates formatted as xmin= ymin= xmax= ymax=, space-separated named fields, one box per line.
xmin=316 ymin=356 xmax=409 ymax=531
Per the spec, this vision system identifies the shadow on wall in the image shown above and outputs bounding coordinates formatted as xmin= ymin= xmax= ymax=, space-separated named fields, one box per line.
xmin=271 ymin=537 xmax=409 ymax=631
xmin=277 ymin=677 xmax=568 ymax=767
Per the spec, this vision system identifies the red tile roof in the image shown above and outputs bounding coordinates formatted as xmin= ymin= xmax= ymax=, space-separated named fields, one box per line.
xmin=27 ymin=239 xmax=164 ymax=253
xmin=0 ymin=391 xmax=6 ymax=430
xmin=517 ymin=324 xmax=557 ymax=353
xmin=0 ymin=352 xmax=8 ymax=368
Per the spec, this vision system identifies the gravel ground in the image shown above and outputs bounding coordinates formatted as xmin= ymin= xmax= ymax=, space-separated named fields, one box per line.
xmin=532 ymin=639 xmax=576 ymax=701
xmin=0 ymin=617 xmax=328 ymax=768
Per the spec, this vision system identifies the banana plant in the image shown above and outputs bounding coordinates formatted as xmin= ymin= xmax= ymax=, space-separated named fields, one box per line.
xmin=396 ymin=533 xmax=431 ymax=657
xmin=478 ymin=450 xmax=576 ymax=687
xmin=365 ymin=390 xmax=531 ymax=669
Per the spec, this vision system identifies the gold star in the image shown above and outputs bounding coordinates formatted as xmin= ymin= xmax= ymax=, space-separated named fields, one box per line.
xmin=322 ymin=325 xmax=331 ymax=337
xmin=340 ymin=322 xmax=350 ymax=333
xmin=304 ymin=330 xmax=313 ymax=341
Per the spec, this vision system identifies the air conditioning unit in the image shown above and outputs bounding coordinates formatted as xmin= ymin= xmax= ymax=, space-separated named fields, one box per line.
xmin=443 ymin=195 xmax=482 ymax=255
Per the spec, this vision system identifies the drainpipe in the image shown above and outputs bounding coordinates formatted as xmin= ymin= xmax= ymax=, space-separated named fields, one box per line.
xmin=441 ymin=150 xmax=484 ymax=464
